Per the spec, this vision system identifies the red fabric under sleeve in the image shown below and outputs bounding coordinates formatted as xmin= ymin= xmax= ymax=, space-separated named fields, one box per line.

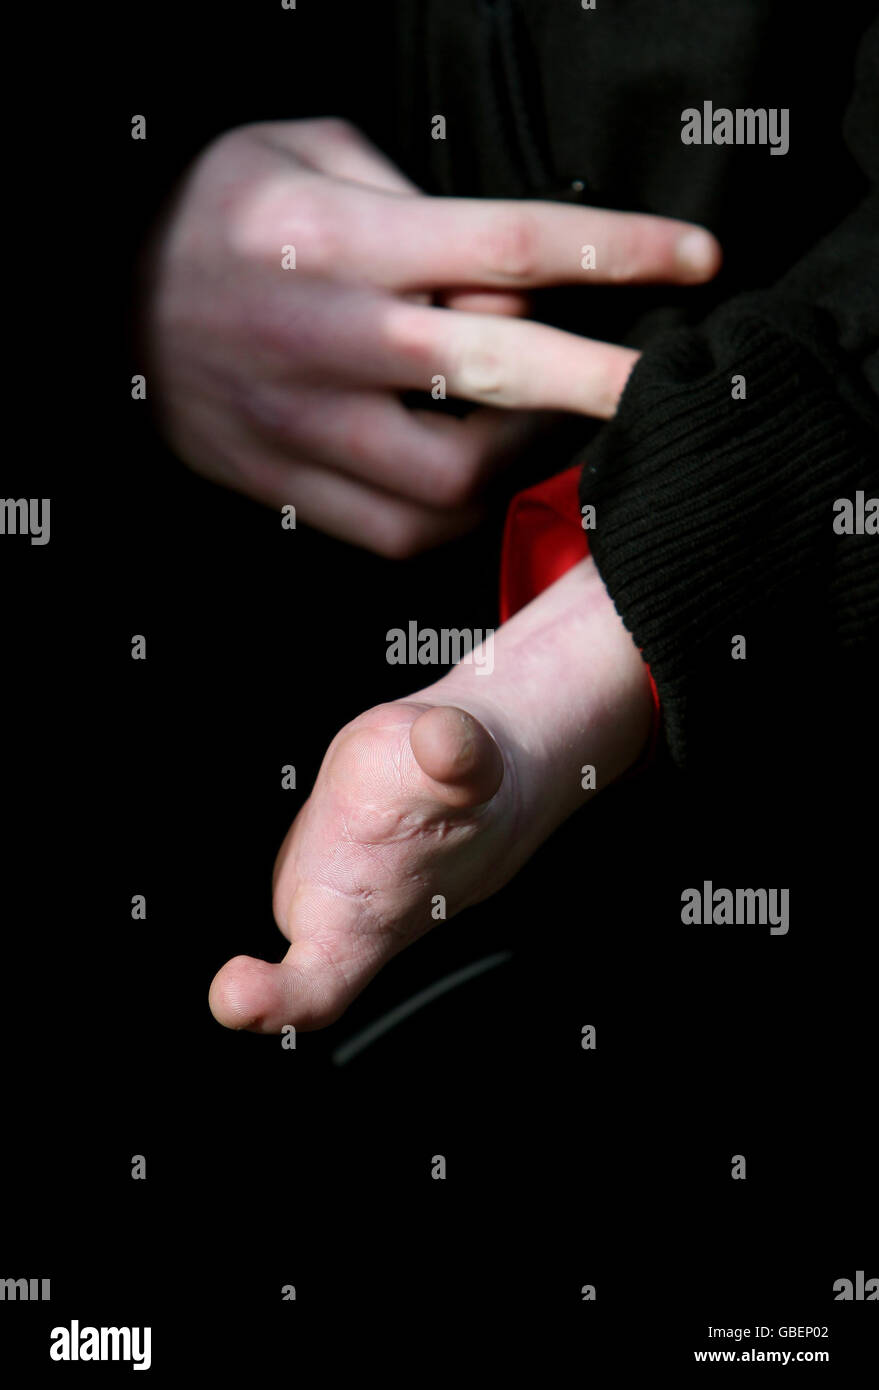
xmin=499 ymin=465 xmax=661 ymax=767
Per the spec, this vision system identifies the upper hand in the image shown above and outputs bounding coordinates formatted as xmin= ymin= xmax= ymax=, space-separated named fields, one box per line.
xmin=142 ymin=118 xmax=721 ymax=555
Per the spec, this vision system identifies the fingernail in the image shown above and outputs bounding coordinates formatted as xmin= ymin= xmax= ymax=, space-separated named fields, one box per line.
xmin=676 ymin=229 xmax=719 ymax=279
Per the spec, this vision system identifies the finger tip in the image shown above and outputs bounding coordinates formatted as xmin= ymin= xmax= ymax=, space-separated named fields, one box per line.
xmin=209 ymin=954 xmax=276 ymax=1031
xmin=675 ymin=228 xmax=723 ymax=281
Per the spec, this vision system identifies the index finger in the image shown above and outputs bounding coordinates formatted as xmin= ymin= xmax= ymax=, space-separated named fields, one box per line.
xmin=372 ymin=195 xmax=721 ymax=291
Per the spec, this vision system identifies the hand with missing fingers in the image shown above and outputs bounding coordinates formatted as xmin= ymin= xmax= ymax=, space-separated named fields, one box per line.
xmin=142 ymin=117 xmax=720 ymax=556
xmin=209 ymin=552 xmax=654 ymax=1032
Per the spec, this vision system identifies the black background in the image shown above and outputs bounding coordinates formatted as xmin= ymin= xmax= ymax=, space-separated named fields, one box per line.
xmin=2 ymin=0 xmax=875 ymax=1376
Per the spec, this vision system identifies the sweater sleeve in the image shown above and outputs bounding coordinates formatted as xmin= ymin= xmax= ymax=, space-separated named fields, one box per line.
xmin=578 ymin=20 xmax=879 ymax=770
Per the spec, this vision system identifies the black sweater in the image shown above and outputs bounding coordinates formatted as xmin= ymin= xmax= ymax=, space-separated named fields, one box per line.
xmin=391 ymin=1 xmax=879 ymax=770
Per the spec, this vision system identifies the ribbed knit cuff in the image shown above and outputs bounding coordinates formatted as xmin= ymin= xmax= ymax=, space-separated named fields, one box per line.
xmin=578 ymin=299 xmax=879 ymax=767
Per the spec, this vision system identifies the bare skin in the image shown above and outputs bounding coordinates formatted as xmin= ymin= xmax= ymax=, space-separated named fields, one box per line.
xmin=143 ymin=118 xmax=721 ymax=556
xmin=209 ymin=556 xmax=653 ymax=1031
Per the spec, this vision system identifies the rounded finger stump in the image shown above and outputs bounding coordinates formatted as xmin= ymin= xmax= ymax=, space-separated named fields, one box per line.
xmin=209 ymin=946 xmax=348 ymax=1034
xmin=409 ymin=705 xmax=504 ymax=807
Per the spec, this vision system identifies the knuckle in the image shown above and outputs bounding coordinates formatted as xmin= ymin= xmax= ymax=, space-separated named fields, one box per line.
xmin=282 ymin=186 xmax=337 ymax=272
xmin=227 ymin=177 xmax=336 ymax=271
xmin=308 ymin=116 xmax=359 ymax=145
xmin=454 ymin=342 xmax=509 ymax=402
xmin=477 ymin=210 xmax=540 ymax=281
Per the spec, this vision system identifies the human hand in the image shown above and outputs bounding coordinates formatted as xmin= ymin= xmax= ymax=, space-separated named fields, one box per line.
xmin=144 ymin=118 xmax=720 ymax=555
xmin=209 ymin=554 xmax=653 ymax=1030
